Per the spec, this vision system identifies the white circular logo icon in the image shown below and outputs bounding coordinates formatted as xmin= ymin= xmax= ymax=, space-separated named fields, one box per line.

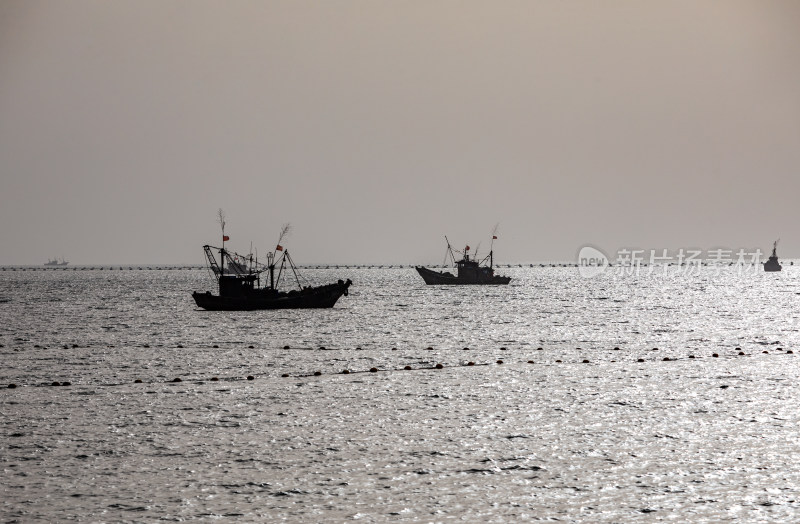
xmin=577 ymin=246 xmax=609 ymax=278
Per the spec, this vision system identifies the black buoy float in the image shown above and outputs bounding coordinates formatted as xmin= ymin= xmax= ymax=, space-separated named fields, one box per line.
xmin=496 ymin=360 xmax=503 ymax=364
xmin=500 ymin=347 xmax=507 ymax=351
xmin=61 ymin=381 xmax=71 ymax=386
xmin=281 ymin=373 xmax=289 ymax=377
xmin=555 ymin=359 xmax=562 ymax=363
xmin=738 ymin=351 xmax=745 ymax=356
xmin=211 ymin=377 xmax=219 ymax=381
xmin=637 ymin=358 xmax=645 ymax=363
xmin=788 ymin=350 xmax=794 ymax=354
xmin=613 ymin=347 xmax=620 ymax=350
xmin=583 ymin=359 xmax=590 ymax=363
xmin=663 ymin=357 xmax=670 ymax=361
xmin=537 ymin=347 xmax=543 ymax=351
xmin=134 ymin=379 xmax=142 ymax=383
xmin=342 ymin=369 xmax=350 ymax=374
xmin=435 ymin=363 xmax=443 ymax=369
xmin=247 ymin=375 xmax=254 ymax=380
xmin=173 ymin=377 xmax=182 ymax=382
xmin=404 ymin=366 xmax=412 ymax=370
xmin=463 ymin=347 xmax=469 ymax=351
xmin=284 ymin=345 xmax=290 ymax=349
xmin=313 ymin=371 xmax=321 ymax=376
xmin=763 ymin=350 xmax=769 ymax=354
xmin=177 ymin=344 xmax=183 ymax=348
xmin=319 ymin=346 xmax=326 ymax=350
xmin=689 ymin=355 xmax=696 ymax=359
xmin=527 ymin=360 xmax=534 ymax=364
xmin=369 ymin=367 xmax=378 ymax=372
xmin=8 ymin=384 xmax=17 ymax=388
xmin=212 ymin=345 xmax=219 ymax=349
xmin=248 ymin=345 xmax=254 ymax=349
xmin=467 ymin=362 xmax=475 ymax=366
xmin=712 ymin=353 xmax=719 ymax=358
xmin=51 ymin=381 xmax=61 ymax=386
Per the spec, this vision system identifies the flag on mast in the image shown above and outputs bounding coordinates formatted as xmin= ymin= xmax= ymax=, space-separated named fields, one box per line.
xmin=492 ymin=235 xmax=497 ymax=239
xmin=276 ymin=245 xmax=283 ymax=251
xmin=223 ymin=235 xmax=230 ymax=241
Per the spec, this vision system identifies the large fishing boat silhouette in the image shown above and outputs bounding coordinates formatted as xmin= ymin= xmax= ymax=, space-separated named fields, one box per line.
xmin=764 ymin=239 xmax=782 ymax=272
xmin=416 ymin=236 xmax=511 ymax=285
xmin=193 ymin=232 xmax=351 ymax=310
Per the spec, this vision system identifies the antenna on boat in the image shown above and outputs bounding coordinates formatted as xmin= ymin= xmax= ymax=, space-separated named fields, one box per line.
xmin=490 ymin=224 xmax=499 ymax=268
xmin=217 ymin=208 xmax=227 ymax=278
xmin=267 ymin=223 xmax=292 ymax=289
xmin=444 ymin=236 xmax=456 ymax=267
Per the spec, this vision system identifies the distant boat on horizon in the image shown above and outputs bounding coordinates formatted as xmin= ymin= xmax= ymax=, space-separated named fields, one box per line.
xmin=416 ymin=236 xmax=511 ymax=285
xmin=44 ymin=257 xmax=69 ymax=267
xmin=764 ymin=240 xmax=782 ymax=272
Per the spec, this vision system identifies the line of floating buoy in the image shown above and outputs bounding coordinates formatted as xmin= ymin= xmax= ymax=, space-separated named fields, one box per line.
xmin=11 ymin=342 xmax=793 ymax=354
xmin=4 ymin=348 xmax=796 ymax=387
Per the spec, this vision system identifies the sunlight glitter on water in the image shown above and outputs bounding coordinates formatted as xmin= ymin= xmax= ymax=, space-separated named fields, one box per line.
xmin=2 ymin=267 xmax=800 ymax=521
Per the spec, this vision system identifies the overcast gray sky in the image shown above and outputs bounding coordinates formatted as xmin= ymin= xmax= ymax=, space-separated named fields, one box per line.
xmin=1 ymin=1 xmax=798 ymax=265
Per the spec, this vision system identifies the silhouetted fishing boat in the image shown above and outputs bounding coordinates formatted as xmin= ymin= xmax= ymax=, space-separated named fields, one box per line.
xmin=416 ymin=236 xmax=511 ymax=285
xmin=193 ymin=224 xmax=351 ymax=310
xmin=764 ymin=240 xmax=782 ymax=272
xmin=44 ymin=257 xmax=68 ymax=266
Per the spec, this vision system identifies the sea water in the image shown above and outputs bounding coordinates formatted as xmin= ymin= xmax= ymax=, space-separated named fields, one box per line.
xmin=2 ymin=266 xmax=800 ymax=522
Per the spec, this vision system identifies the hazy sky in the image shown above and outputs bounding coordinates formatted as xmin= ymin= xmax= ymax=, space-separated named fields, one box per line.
xmin=1 ymin=1 xmax=799 ymax=265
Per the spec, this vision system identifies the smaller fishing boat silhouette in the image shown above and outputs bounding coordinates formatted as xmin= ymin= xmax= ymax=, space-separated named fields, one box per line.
xmin=764 ymin=239 xmax=782 ymax=272
xmin=416 ymin=235 xmax=511 ymax=285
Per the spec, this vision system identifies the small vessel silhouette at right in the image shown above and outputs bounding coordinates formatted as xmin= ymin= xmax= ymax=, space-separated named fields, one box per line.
xmin=764 ymin=239 xmax=782 ymax=272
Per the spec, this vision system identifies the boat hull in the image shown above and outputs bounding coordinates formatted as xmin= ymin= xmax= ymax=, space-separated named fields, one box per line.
xmin=193 ymin=279 xmax=351 ymax=311
xmin=415 ymin=266 xmax=511 ymax=285
xmin=764 ymin=260 xmax=782 ymax=272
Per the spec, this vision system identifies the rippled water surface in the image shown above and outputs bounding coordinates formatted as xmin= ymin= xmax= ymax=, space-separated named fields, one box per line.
xmin=3 ymin=266 xmax=800 ymax=522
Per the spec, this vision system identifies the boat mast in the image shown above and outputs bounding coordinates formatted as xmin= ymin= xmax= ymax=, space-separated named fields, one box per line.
xmin=270 ymin=257 xmax=275 ymax=289
xmin=218 ymin=209 xmax=226 ymax=281
xmin=444 ymin=236 xmax=457 ymax=266
xmin=267 ymin=252 xmax=275 ymax=289
xmin=489 ymin=225 xmax=498 ymax=269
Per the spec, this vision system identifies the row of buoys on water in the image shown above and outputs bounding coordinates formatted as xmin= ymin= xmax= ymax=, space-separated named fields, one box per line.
xmin=5 ymin=342 xmax=798 ymax=354
xmin=4 ymin=347 xmax=795 ymax=388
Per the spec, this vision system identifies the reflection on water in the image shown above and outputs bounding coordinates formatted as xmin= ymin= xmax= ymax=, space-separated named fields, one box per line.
xmin=2 ymin=267 xmax=799 ymax=521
